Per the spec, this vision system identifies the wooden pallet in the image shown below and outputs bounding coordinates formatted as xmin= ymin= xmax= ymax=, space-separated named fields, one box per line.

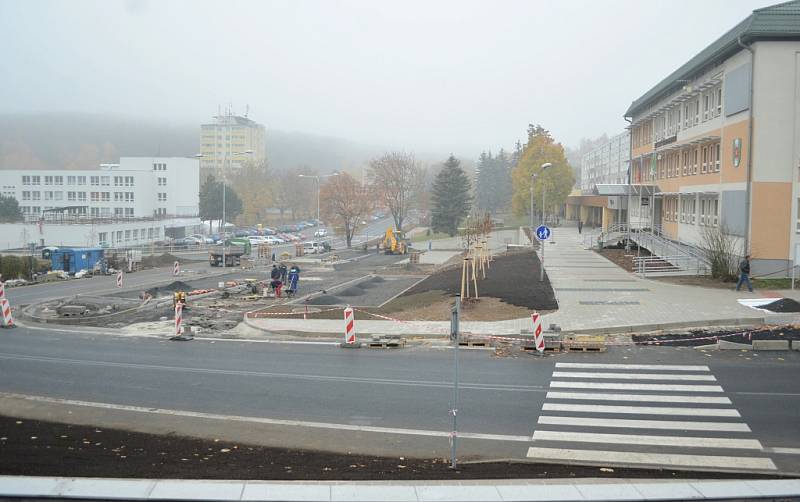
xmin=563 ymin=344 xmax=607 ymax=353
xmin=459 ymin=340 xmax=489 ymax=347
xmin=367 ymin=340 xmax=406 ymax=349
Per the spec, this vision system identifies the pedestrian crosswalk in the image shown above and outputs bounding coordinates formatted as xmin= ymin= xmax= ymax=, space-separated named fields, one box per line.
xmin=527 ymin=362 xmax=777 ymax=471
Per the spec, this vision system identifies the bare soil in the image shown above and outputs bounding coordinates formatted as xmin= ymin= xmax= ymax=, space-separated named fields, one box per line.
xmin=595 ymin=248 xmax=650 ymax=273
xmin=0 ymin=416 xmax=773 ymax=480
xmin=632 ymin=325 xmax=800 ymax=346
xmin=383 ymin=292 xmax=546 ymax=321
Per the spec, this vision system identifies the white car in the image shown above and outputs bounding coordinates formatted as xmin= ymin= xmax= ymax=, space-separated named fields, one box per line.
xmin=264 ymin=235 xmax=285 ymax=245
xmin=314 ymin=228 xmax=328 ymax=237
xmin=247 ymin=236 xmax=268 ymax=245
xmin=303 ymin=241 xmax=323 ymax=254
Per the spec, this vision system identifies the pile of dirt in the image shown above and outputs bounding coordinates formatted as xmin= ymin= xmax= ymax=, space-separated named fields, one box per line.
xmin=0 ymin=416 xmax=768 ymax=480
xmin=338 ymin=287 xmax=365 ymax=297
xmin=399 ymin=250 xmax=557 ymax=310
xmin=358 ymin=281 xmax=376 ymax=289
xmin=595 ymin=247 xmax=651 ymax=273
xmin=306 ymin=295 xmax=342 ymax=305
xmin=145 ymin=281 xmax=194 ymax=298
xmin=368 ymin=276 xmax=385 ymax=283
xmin=141 ymin=253 xmax=183 ymax=268
xmin=760 ymin=298 xmax=800 ymax=313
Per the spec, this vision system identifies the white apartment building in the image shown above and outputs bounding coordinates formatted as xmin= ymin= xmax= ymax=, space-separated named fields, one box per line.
xmin=580 ymin=131 xmax=630 ymax=193
xmin=0 ymin=157 xmax=200 ymax=249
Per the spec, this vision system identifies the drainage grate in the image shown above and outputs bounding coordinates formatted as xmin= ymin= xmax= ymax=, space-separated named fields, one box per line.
xmin=557 ymin=288 xmax=650 ymax=292
xmin=579 ymin=300 xmax=641 ymax=305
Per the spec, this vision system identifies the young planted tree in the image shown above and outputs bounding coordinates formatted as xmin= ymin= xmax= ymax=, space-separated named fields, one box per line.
xmin=320 ymin=173 xmax=372 ymax=248
xmin=0 ymin=194 xmax=23 ymax=222
xmin=368 ymin=151 xmax=423 ymax=231
xmin=431 ymin=155 xmax=472 ymax=237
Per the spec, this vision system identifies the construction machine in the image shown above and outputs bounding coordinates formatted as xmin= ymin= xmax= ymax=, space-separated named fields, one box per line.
xmin=382 ymin=227 xmax=409 ymax=255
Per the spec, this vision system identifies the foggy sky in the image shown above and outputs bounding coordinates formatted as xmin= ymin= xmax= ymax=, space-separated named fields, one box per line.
xmin=0 ymin=0 xmax=776 ymax=156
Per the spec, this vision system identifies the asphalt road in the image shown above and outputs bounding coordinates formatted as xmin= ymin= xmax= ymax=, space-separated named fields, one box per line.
xmin=0 ymin=326 xmax=799 ymax=475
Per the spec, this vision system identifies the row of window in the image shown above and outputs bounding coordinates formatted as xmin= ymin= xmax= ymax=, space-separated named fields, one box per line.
xmin=633 ymin=142 xmax=722 ymax=183
xmin=632 ymin=85 xmax=723 ymax=148
xmin=21 ymin=175 xmax=140 ymax=186
xmin=153 ymin=163 xmax=167 ymax=171
xmin=661 ymin=195 xmax=719 ymax=227
xmin=19 ymin=191 xmax=143 ymax=202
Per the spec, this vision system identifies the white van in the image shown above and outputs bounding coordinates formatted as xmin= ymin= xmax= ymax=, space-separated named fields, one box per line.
xmin=303 ymin=241 xmax=324 ymax=254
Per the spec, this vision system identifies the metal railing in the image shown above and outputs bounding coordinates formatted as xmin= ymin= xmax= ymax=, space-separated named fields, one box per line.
xmin=633 ymin=254 xmax=709 ymax=277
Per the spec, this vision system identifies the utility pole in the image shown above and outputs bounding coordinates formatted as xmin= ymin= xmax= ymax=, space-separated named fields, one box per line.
xmin=450 ymin=295 xmax=460 ymax=469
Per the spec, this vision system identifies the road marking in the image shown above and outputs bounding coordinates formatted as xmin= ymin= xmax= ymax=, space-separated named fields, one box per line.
xmin=526 ymin=447 xmax=777 ymax=470
xmin=531 ymin=431 xmax=763 ymax=450
xmin=555 ymin=363 xmax=710 ymax=372
xmin=538 ymin=415 xmax=750 ymax=432
xmin=550 ymin=381 xmax=724 ymax=392
xmin=552 ymin=371 xmax=716 ymax=381
xmin=0 ymin=353 xmax=546 ymax=394
xmin=0 ymin=392 xmax=531 ymax=443
xmin=542 ymin=403 xmax=740 ymax=417
xmin=763 ymin=447 xmax=800 ymax=455
xmin=545 ymin=392 xmax=732 ymax=404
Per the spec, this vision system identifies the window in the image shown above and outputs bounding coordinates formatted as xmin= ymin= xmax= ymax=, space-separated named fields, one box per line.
xmin=116 ymin=231 xmax=123 ymax=242
xmin=114 ymin=176 xmax=123 ymax=187
xmin=714 ymin=143 xmax=721 ymax=171
xmin=54 ymin=191 xmax=62 ymax=201
xmin=31 ymin=206 xmax=40 ymax=214
xmin=91 ymin=192 xmax=100 ymax=202
xmin=125 ymin=208 xmax=134 ymax=217
xmin=22 ymin=176 xmax=30 ymax=185
xmin=101 ymin=192 xmax=110 ymax=202
xmin=101 ymin=207 xmax=111 ymax=217
xmin=133 ymin=229 xmax=139 ymax=240
xmin=67 ymin=176 xmax=76 ymax=185
xmin=77 ymin=176 xmax=86 ymax=185
xmin=22 ymin=191 xmax=30 ymax=201
xmin=114 ymin=192 xmax=123 ymax=202
xmin=54 ymin=176 xmax=63 ymax=185
xmin=67 ymin=191 xmax=76 ymax=202
xmin=99 ymin=232 xmax=107 ymax=243
xmin=91 ymin=176 xmax=100 ymax=186
xmin=158 ymin=192 xmax=167 ymax=202
xmin=77 ymin=192 xmax=86 ymax=201
xmin=31 ymin=176 xmax=40 ymax=185
xmin=90 ymin=207 xmax=100 ymax=217
xmin=716 ymin=87 xmax=723 ymax=116
xmin=703 ymin=93 xmax=710 ymax=121
xmin=125 ymin=192 xmax=134 ymax=202
xmin=713 ymin=198 xmax=719 ymax=226
xmin=158 ymin=177 xmax=167 ymax=186
xmin=126 ymin=176 xmax=134 ymax=186
xmin=44 ymin=176 xmax=53 ymax=185
xmin=115 ymin=208 xmax=124 ymax=217
xmin=700 ymin=199 xmax=706 ymax=225
xmin=701 ymin=146 xmax=708 ymax=173
xmin=101 ymin=176 xmax=110 ymax=186
xmin=44 ymin=191 xmax=53 ymax=201
xmin=148 ymin=228 xmax=154 ymax=239
xmin=125 ymin=230 xmax=131 ymax=241
xmin=31 ymin=191 xmax=40 ymax=200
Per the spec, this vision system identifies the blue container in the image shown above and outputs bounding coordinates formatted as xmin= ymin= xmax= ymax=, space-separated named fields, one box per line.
xmin=50 ymin=248 xmax=105 ymax=274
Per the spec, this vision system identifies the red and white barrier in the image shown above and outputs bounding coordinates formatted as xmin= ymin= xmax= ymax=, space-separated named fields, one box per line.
xmin=0 ymin=281 xmax=6 ymax=301
xmin=531 ymin=312 xmax=544 ymax=353
xmin=116 ymin=271 xmax=123 ymax=288
xmin=343 ymin=306 xmax=356 ymax=345
xmin=173 ymin=261 xmax=180 ymax=276
xmin=175 ymin=303 xmax=183 ymax=336
xmin=1 ymin=298 xmax=13 ymax=328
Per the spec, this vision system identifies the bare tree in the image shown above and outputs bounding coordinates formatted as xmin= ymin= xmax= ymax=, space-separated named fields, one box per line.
xmin=320 ymin=173 xmax=372 ymax=248
xmin=700 ymin=224 xmax=741 ymax=281
xmin=368 ymin=151 xmax=423 ymax=231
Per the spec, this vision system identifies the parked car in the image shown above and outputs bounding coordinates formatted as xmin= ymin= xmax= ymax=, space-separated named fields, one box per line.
xmin=262 ymin=227 xmax=277 ymax=235
xmin=188 ymin=234 xmax=214 ymax=244
xmin=303 ymin=241 xmax=324 ymax=254
xmin=264 ymin=235 xmax=285 ymax=245
xmin=247 ymin=235 xmax=268 ymax=244
xmin=314 ymin=228 xmax=328 ymax=237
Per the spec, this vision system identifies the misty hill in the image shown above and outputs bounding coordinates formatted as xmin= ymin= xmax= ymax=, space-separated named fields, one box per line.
xmin=0 ymin=113 xmax=380 ymax=172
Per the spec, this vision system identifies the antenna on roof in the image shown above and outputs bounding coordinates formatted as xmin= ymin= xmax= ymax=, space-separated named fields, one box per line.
xmin=245 ymin=104 xmax=249 ymax=118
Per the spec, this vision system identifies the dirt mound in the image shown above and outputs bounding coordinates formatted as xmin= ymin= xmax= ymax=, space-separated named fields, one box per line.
xmin=761 ymin=298 xmax=800 ymax=313
xmin=338 ymin=287 xmax=365 ymax=297
xmin=146 ymin=281 xmax=193 ymax=297
xmin=358 ymin=281 xmax=376 ymax=289
xmin=400 ymin=249 xmax=556 ymax=310
xmin=368 ymin=276 xmax=385 ymax=283
xmin=141 ymin=253 xmax=184 ymax=268
xmin=306 ymin=295 xmax=342 ymax=305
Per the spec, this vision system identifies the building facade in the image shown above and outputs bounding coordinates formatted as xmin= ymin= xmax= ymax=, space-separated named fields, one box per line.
xmin=0 ymin=157 xmax=200 ymax=249
xmin=625 ymin=0 xmax=800 ymax=276
xmin=199 ymin=112 xmax=266 ymax=181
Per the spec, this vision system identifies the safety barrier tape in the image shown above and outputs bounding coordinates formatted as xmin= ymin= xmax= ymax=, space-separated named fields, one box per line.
xmin=351 ymin=307 xmax=412 ymax=324
xmin=246 ymin=306 xmax=342 ymax=318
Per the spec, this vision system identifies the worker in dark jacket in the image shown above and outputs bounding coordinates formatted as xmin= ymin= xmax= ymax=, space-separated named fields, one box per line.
xmin=736 ymin=255 xmax=753 ymax=292
xmin=279 ymin=263 xmax=288 ymax=284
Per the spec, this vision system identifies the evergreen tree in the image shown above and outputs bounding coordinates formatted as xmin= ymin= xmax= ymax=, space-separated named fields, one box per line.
xmin=475 ymin=149 xmax=512 ymax=213
xmin=199 ymin=176 xmax=243 ymax=231
xmin=431 ymin=155 xmax=472 ymax=236
xmin=0 ymin=194 xmax=23 ymax=222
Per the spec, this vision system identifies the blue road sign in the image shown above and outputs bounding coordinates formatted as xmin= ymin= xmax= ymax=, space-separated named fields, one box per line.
xmin=535 ymin=225 xmax=551 ymax=241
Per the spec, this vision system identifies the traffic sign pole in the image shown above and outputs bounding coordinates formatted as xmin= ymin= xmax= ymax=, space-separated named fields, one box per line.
xmin=535 ymin=225 xmax=551 ymax=282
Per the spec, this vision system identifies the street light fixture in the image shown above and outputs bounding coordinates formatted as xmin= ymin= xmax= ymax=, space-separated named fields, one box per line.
xmin=298 ymin=172 xmax=340 ymax=227
xmin=195 ymin=150 xmax=253 ymax=268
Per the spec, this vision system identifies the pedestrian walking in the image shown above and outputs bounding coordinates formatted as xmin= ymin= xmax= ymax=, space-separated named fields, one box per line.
xmin=279 ymin=263 xmax=288 ymax=284
xmin=736 ymin=254 xmax=753 ymax=292
xmin=578 ymin=220 xmax=583 ymax=234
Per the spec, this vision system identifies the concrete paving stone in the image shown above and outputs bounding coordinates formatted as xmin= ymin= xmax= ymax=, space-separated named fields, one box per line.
xmin=744 ymin=479 xmax=800 ymax=497
xmin=629 ymin=482 xmax=703 ymax=500
xmin=574 ymin=483 xmax=643 ymax=501
xmin=752 ymin=339 xmax=790 ymax=350
xmin=242 ymin=483 xmax=331 ymax=501
xmin=59 ymin=478 xmax=156 ymax=498
xmin=0 ymin=476 xmax=65 ymax=497
xmin=688 ymin=481 xmax=762 ymax=498
xmin=331 ymin=485 xmax=418 ymax=501
xmin=415 ymin=485 xmax=502 ymax=501
xmin=149 ymin=480 xmax=245 ymax=500
xmin=495 ymin=483 xmax=583 ymax=501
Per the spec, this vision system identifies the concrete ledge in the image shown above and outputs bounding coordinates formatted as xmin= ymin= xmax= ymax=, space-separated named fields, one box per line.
xmin=569 ymin=317 xmax=766 ymax=336
xmin=718 ymin=340 xmax=752 ymax=350
xmin=0 ymin=476 xmax=798 ymax=501
xmin=753 ymin=339 xmax=790 ymax=351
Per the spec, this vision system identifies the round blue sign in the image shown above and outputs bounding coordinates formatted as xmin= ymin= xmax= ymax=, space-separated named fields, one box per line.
xmin=535 ymin=225 xmax=551 ymax=241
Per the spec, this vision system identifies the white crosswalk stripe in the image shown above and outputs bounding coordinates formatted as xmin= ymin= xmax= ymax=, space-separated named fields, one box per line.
xmin=528 ymin=362 xmax=777 ymax=471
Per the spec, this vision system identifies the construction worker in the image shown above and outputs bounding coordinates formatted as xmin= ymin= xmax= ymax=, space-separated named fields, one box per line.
xmin=287 ymin=264 xmax=300 ymax=296
xmin=279 ymin=263 xmax=288 ymax=284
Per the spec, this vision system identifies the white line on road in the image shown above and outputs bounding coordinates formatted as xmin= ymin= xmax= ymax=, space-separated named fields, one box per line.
xmin=0 ymin=392 xmax=531 ymax=443
xmin=0 ymin=353 xmax=546 ymax=393
xmin=550 ymin=381 xmax=724 ymax=392
xmin=552 ymin=371 xmax=717 ymax=381
xmin=526 ymin=447 xmax=777 ymax=471
xmin=537 ymin=416 xmax=751 ymax=432
xmin=762 ymin=447 xmax=800 ymax=455
xmin=545 ymin=392 xmax=732 ymax=404
xmin=531 ymin=430 xmax=763 ymax=449
xmin=555 ymin=363 xmax=710 ymax=372
xmin=542 ymin=403 xmax=740 ymax=417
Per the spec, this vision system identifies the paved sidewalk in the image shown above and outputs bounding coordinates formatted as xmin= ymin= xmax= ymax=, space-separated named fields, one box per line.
xmin=246 ymin=227 xmax=798 ymax=337
xmin=2 ymin=476 xmax=798 ymax=501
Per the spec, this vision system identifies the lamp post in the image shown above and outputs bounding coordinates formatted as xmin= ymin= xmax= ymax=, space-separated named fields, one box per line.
xmin=195 ymin=149 xmax=252 ymax=268
xmin=539 ymin=163 xmax=552 ymax=282
xmin=298 ymin=172 xmax=340 ymax=227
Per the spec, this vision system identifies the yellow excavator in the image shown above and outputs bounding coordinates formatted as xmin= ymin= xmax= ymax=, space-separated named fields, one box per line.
xmin=382 ymin=227 xmax=409 ymax=255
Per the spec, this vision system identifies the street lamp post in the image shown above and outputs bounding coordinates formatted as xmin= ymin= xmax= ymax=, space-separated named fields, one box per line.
xmin=539 ymin=163 xmax=552 ymax=282
xmin=298 ymin=172 xmax=340 ymax=228
xmin=195 ymin=150 xmax=252 ymax=268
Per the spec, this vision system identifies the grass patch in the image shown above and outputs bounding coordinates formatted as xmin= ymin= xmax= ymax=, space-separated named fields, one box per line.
xmin=752 ymin=277 xmax=794 ymax=289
